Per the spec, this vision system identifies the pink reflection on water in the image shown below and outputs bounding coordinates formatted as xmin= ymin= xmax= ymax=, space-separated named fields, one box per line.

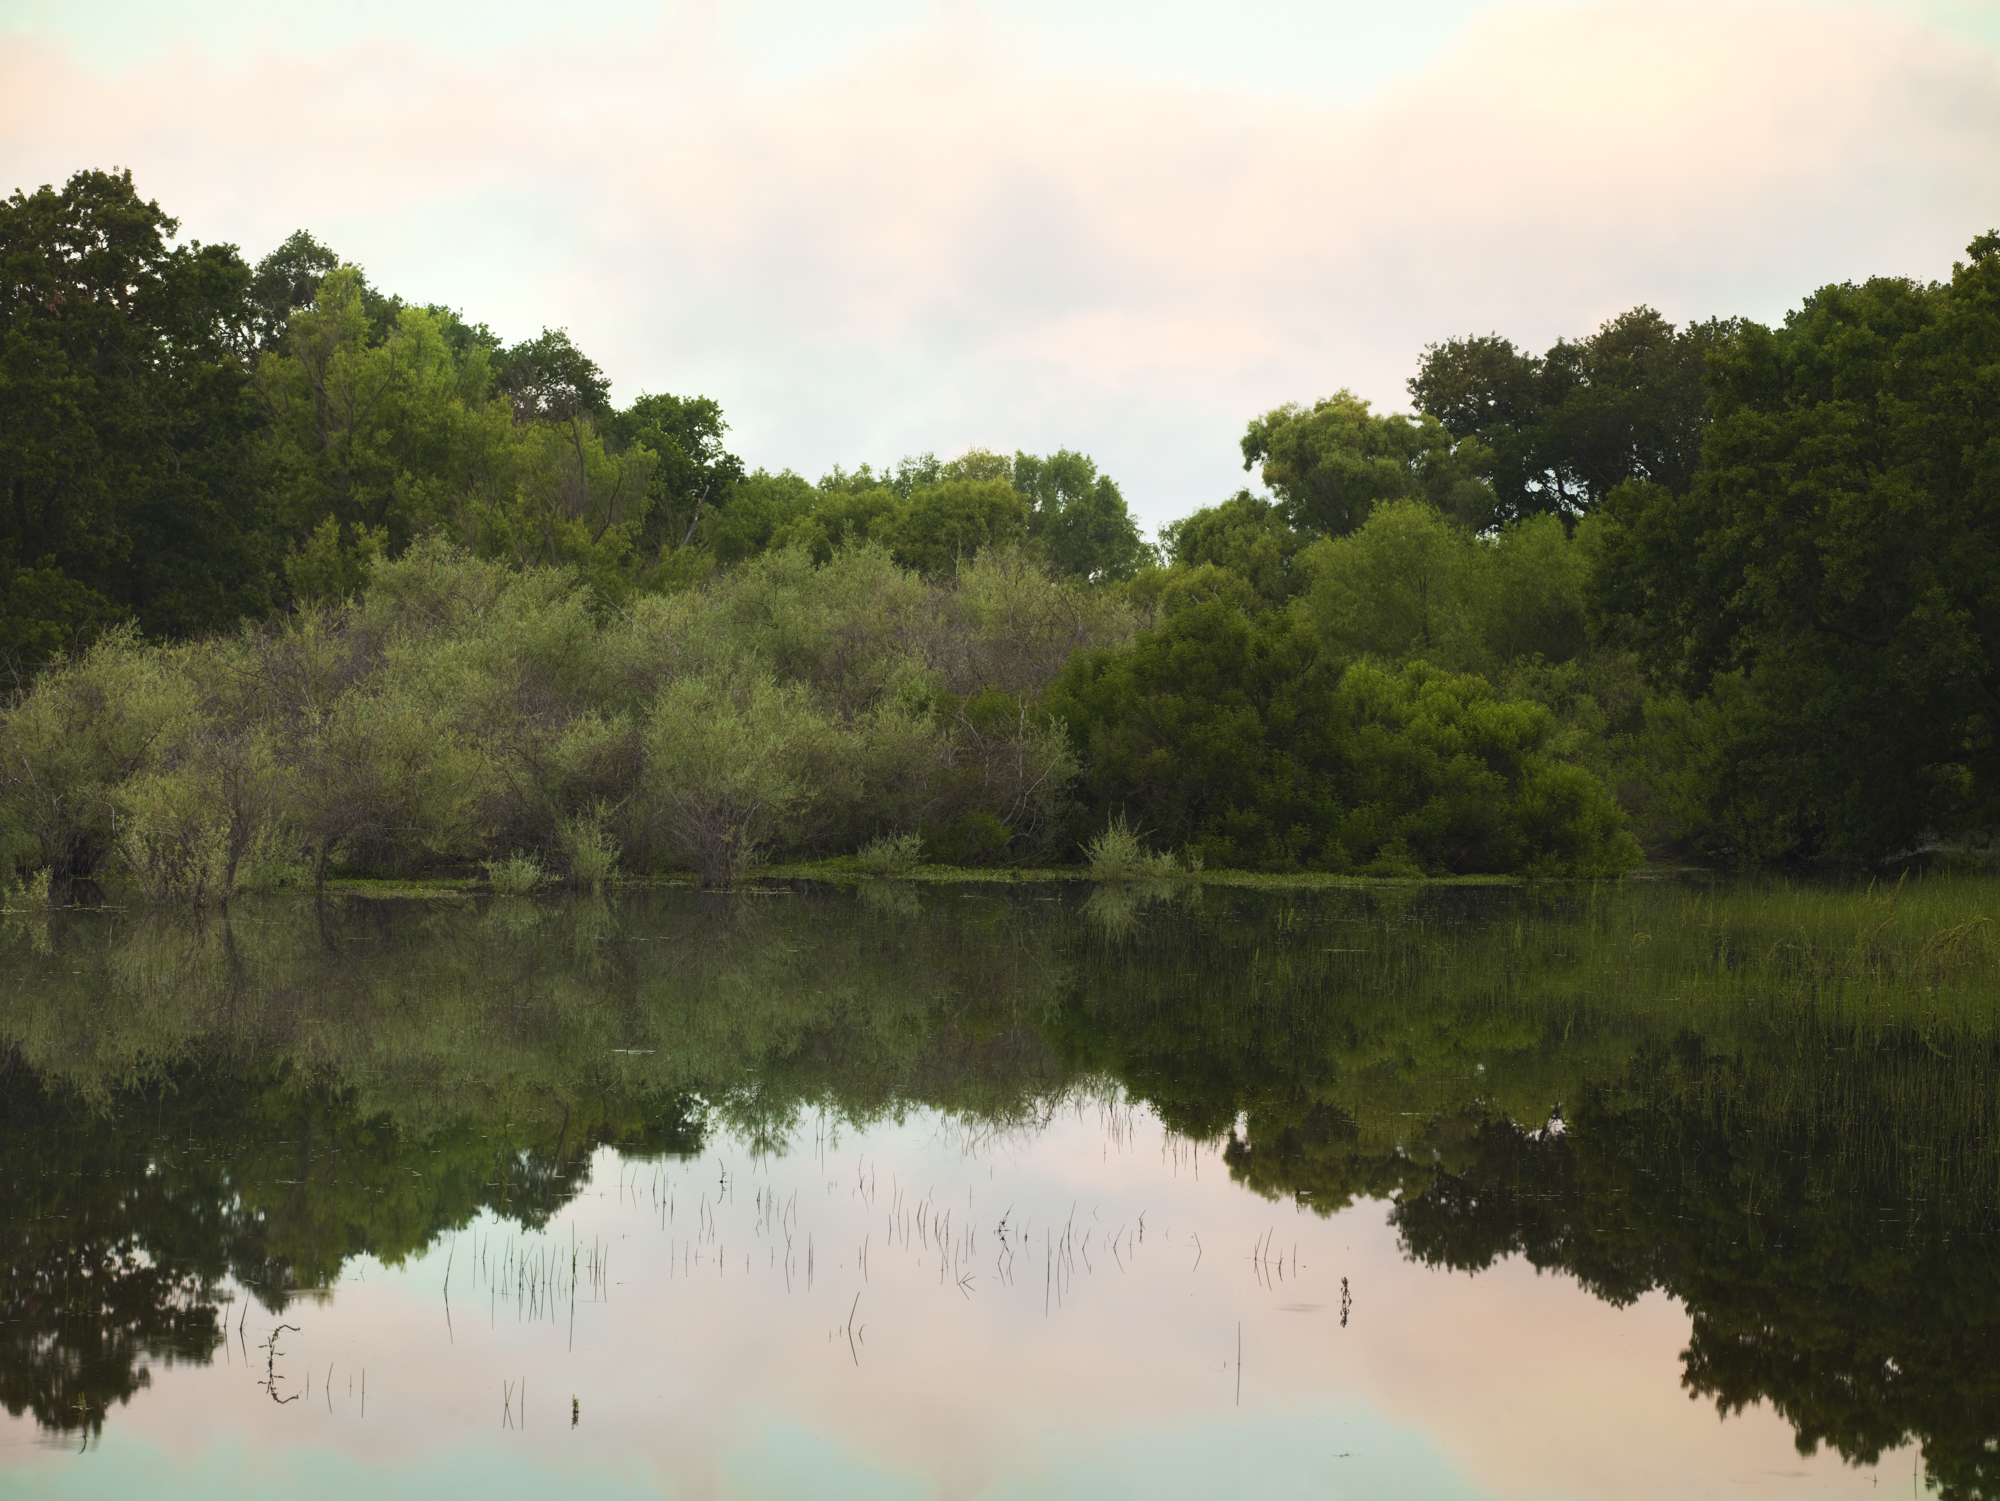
xmin=1 ymin=1101 xmax=1909 ymax=1499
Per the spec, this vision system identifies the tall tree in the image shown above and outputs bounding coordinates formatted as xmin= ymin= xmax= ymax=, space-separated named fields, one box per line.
xmin=0 ymin=168 xmax=275 ymax=654
xmin=1588 ymin=234 xmax=2000 ymax=861
xmin=606 ymin=392 xmax=744 ymax=557
xmin=1411 ymin=308 xmax=1732 ymax=524
xmin=1239 ymin=390 xmax=1493 ymax=538
xmin=1012 ymin=448 xmax=1150 ymax=581
xmin=1157 ymin=490 xmax=1305 ymax=608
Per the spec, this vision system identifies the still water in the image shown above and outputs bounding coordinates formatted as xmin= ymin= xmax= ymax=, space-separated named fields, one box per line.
xmin=0 ymin=879 xmax=1994 ymax=1500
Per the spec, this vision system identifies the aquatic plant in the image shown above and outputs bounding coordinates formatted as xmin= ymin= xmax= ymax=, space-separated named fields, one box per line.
xmin=483 ymin=852 xmax=545 ymax=895
xmin=855 ymin=831 xmax=924 ymax=875
xmin=1082 ymin=816 xmax=1178 ymax=881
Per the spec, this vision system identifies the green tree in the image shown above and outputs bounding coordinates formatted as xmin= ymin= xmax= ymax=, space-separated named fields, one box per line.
xmin=255 ymin=275 xmax=653 ymax=594
xmin=0 ymin=168 xmax=279 ymax=650
xmin=607 ymin=392 xmax=744 ymax=559
xmin=1012 ymin=448 xmax=1150 ymax=581
xmin=1241 ymin=390 xmax=1494 ymax=538
xmin=1297 ymin=503 xmax=1589 ymax=673
xmin=1048 ymin=598 xmax=1635 ymax=874
xmin=246 ymin=229 xmax=339 ymax=353
xmin=1587 ymin=235 xmax=2000 ymax=861
xmin=1410 ymin=308 xmax=1732 ymax=524
xmin=1156 ymin=490 xmax=1304 ymax=608
xmin=1298 ymin=498 xmax=1483 ymax=668
xmin=886 ymin=477 xmax=1028 ymax=575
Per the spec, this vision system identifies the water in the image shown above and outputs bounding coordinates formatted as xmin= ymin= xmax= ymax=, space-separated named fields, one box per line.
xmin=1 ymin=880 xmax=1994 ymax=1499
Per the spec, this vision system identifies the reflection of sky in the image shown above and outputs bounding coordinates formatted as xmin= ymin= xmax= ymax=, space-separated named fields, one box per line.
xmin=0 ymin=1106 xmax=1907 ymax=1500
xmin=2 ymin=1 xmax=1997 ymax=529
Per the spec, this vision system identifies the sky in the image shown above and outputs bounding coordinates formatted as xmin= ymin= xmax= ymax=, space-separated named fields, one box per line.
xmin=2 ymin=0 xmax=1998 ymax=532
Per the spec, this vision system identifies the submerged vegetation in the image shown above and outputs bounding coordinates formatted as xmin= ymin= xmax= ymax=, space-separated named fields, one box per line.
xmin=3 ymin=168 xmax=1998 ymax=892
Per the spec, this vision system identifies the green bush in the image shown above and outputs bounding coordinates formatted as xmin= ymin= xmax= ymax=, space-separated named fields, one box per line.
xmin=558 ymin=807 xmax=621 ymax=889
xmin=1049 ymin=599 xmax=1638 ymax=876
xmin=1083 ymin=816 xmax=1179 ymax=880
xmin=482 ymin=852 xmax=545 ymax=895
xmin=854 ymin=831 xmax=923 ymax=875
xmin=644 ymin=673 xmax=854 ymax=885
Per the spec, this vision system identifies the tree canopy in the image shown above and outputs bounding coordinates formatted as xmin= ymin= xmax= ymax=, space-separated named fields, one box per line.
xmin=1240 ymin=389 xmax=1494 ymax=537
xmin=1588 ymin=235 xmax=2000 ymax=861
xmin=1409 ymin=307 xmax=1731 ymax=524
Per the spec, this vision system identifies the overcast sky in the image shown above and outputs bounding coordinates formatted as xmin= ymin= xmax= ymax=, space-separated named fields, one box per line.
xmin=3 ymin=0 xmax=1997 ymax=531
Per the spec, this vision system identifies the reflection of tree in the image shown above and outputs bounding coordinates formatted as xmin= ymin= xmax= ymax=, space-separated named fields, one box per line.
xmin=1221 ymin=1101 xmax=1423 ymax=1216
xmin=0 ymin=1059 xmax=226 ymax=1443
xmin=1389 ymin=1035 xmax=2000 ymax=1500
xmin=0 ymin=1059 xmax=703 ymax=1439
xmin=1035 ymin=893 xmax=2000 ymax=1497
xmin=6 ymin=880 xmax=2000 ymax=1490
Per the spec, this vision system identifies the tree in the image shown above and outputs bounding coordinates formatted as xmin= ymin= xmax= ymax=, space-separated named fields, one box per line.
xmin=1240 ymin=390 xmax=1495 ymax=538
xmin=0 ymin=168 xmax=278 ymax=650
xmin=1011 ymin=448 xmax=1151 ymax=581
xmin=493 ymin=327 xmax=610 ymax=425
xmin=1588 ymin=235 xmax=2000 ymax=861
xmin=1047 ymin=598 xmax=1636 ymax=874
xmin=1410 ymin=308 xmax=1732 ymax=524
xmin=1297 ymin=501 xmax=1589 ymax=673
xmin=247 ymin=230 xmax=339 ymax=353
xmin=1299 ymin=498 xmax=1482 ymax=668
xmin=888 ymin=478 xmax=1029 ymax=576
xmin=1156 ymin=490 xmax=1304 ymax=609
xmin=607 ymin=392 xmax=744 ymax=558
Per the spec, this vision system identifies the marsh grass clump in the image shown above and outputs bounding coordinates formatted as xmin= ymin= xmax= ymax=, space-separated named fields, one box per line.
xmin=2 ymin=868 xmax=51 ymax=912
xmin=855 ymin=832 xmax=924 ymax=875
xmin=558 ymin=810 xmax=621 ymax=890
xmin=483 ymin=852 xmax=545 ymax=896
xmin=1084 ymin=817 xmax=1179 ymax=881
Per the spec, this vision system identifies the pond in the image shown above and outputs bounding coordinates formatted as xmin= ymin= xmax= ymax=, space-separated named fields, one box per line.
xmin=0 ymin=878 xmax=1994 ymax=1500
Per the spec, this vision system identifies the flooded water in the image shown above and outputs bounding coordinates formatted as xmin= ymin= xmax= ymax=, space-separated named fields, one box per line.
xmin=1 ymin=880 xmax=1994 ymax=1500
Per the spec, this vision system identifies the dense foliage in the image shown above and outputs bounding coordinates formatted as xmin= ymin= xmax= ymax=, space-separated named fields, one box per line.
xmin=0 ymin=542 xmax=1149 ymax=889
xmin=5 ymin=165 xmax=1995 ymax=878
xmin=1048 ymin=598 xmax=1635 ymax=874
xmin=0 ymin=171 xmax=1153 ymax=656
xmin=1589 ymin=236 xmax=2000 ymax=863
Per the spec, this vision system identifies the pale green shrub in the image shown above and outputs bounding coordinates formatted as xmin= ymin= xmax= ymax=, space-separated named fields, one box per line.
xmin=643 ymin=672 xmax=856 ymax=884
xmin=855 ymin=831 xmax=924 ymax=874
xmin=231 ymin=823 xmax=312 ymax=895
xmin=3 ymin=867 xmax=52 ymax=911
xmin=0 ymin=629 xmax=198 ymax=883
xmin=483 ymin=852 xmax=545 ymax=895
xmin=559 ymin=807 xmax=621 ymax=889
xmin=1084 ymin=816 xmax=1179 ymax=881
xmin=115 ymin=766 xmax=232 ymax=907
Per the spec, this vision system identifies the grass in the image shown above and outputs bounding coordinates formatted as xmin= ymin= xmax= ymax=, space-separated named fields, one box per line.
xmin=244 ymin=863 xmax=1541 ymax=898
xmin=81 ymin=856 xmax=1911 ymax=903
xmin=760 ymin=859 xmax=1523 ymax=888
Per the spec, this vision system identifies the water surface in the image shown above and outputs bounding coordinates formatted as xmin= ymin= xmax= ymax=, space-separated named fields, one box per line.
xmin=1 ymin=880 xmax=1993 ymax=1499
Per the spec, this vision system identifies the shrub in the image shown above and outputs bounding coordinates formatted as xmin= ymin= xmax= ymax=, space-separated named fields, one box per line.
xmin=0 ymin=629 xmax=197 ymax=884
xmin=854 ymin=831 xmax=923 ymax=875
xmin=3 ymin=868 xmax=51 ymax=911
xmin=1049 ymin=599 xmax=1638 ymax=876
xmin=558 ymin=807 xmax=621 ymax=889
xmin=644 ymin=673 xmax=855 ymax=885
xmin=1083 ymin=816 xmax=1179 ymax=880
xmin=483 ymin=852 xmax=544 ymax=895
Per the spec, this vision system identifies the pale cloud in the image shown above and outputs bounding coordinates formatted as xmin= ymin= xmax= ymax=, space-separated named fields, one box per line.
xmin=2 ymin=0 xmax=1996 ymax=527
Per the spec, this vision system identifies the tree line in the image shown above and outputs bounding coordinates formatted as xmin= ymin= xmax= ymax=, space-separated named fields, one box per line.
xmin=2 ymin=167 xmax=1995 ymax=884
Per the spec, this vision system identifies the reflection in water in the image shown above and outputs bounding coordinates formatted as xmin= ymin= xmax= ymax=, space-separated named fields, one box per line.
xmin=0 ymin=881 xmax=1995 ymax=1496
